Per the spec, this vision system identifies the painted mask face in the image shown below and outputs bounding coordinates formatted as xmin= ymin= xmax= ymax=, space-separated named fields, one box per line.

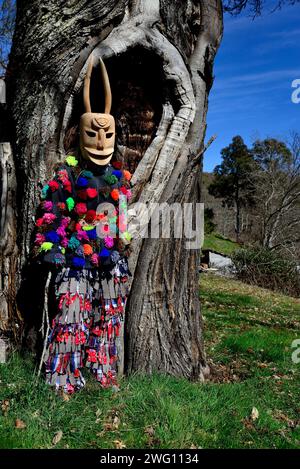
xmin=80 ymin=56 xmax=115 ymax=166
xmin=80 ymin=113 xmax=115 ymax=166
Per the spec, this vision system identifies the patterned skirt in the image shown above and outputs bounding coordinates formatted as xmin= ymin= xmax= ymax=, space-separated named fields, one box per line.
xmin=44 ymin=267 xmax=128 ymax=394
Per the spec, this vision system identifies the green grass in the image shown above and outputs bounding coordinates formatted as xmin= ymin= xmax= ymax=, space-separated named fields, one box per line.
xmin=1 ymin=274 xmax=300 ymax=448
xmin=203 ymin=233 xmax=239 ymax=256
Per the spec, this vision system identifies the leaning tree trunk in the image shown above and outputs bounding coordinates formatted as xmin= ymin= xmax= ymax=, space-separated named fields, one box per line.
xmin=4 ymin=0 xmax=223 ymax=379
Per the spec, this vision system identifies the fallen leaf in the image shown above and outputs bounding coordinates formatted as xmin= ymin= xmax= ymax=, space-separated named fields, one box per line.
xmin=251 ymin=407 xmax=259 ymax=421
xmin=257 ymin=362 xmax=268 ymax=369
xmin=104 ymin=422 xmax=114 ymax=431
xmin=1 ymin=399 xmax=10 ymax=416
xmin=144 ymin=426 xmax=155 ymax=437
xmin=15 ymin=419 xmax=26 ymax=429
xmin=242 ymin=418 xmax=255 ymax=431
xmin=52 ymin=430 xmax=63 ymax=446
xmin=112 ymin=415 xmax=120 ymax=430
xmin=274 ymin=410 xmax=297 ymax=428
xmin=113 ymin=439 xmax=126 ymax=449
xmin=62 ymin=393 xmax=70 ymax=402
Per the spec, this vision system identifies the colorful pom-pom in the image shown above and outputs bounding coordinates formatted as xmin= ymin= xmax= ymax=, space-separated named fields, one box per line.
xmin=76 ymin=230 xmax=89 ymax=241
xmin=68 ymin=237 xmax=80 ymax=250
xmin=110 ymin=189 xmax=119 ymax=201
xmin=75 ymin=203 xmax=87 ymax=216
xmin=35 ymin=233 xmax=45 ymax=245
xmin=72 ymin=257 xmax=85 ymax=267
xmin=81 ymin=170 xmax=93 ymax=178
xmin=40 ymin=242 xmax=53 ymax=252
xmin=43 ymin=201 xmax=53 ymax=211
xmin=86 ymin=188 xmax=97 ymax=199
xmin=112 ymin=170 xmax=122 ymax=179
xmin=61 ymin=238 xmax=68 ymax=248
xmin=63 ymin=181 xmax=72 ymax=193
xmin=75 ymin=246 xmax=84 ymax=257
xmin=57 ymin=202 xmax=66 ymax=211
xmin=100 ymin=248 xmax=110 ymax=258
xmin=36 ymin=218 xmax=44 ymax=227
xmin=104 ymin=174 xmax=118 ymax=185
xmin=66 ymin=197 xmax=75 ymax=211
xmin=83 ymin=244 xmax=93 ymax=255
xmin=85 ymin=210 xmax=96 ymax=223
xmin=123 ymin=170 xmax=132 ymax=181
xmin=104 ymin=236 xmax=114 ymax=248
xmin=61 ymin=216 xmax=70 ymax=227
xmin=54 ymin=254 xmax=65 ymax=265
xmin=43 ymin=213 xmax=56 ymax=224
xmin=77 ymin=176 xmax=88 ymax=187
xmin=49 ymin=180 xmax=59 ymax=192
xmin=91 ymin=253 xmax=99 ymax=265
xmin=45 ymin=231 xmax=60 ymax=243
xmin=41 ymin=184 xmax=49 ymax=199
xmin=58 ymin=169 xmax=69 ymax=180
xmin=87 ymin=228 xmax=97 ymax=240
xmin=56 ymin=226 xmax=66 ymax=237
xmin=57 ymin=169 xmax=71 ymax=191
xmin=112 ymin=161 xmax=122 ymax=169
xmin=66 ymin=155 xmax=78 ymax=167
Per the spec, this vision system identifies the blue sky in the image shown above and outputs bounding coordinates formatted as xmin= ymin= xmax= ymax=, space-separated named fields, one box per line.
xmin=204 ymin=4 xmax=300 ymax=172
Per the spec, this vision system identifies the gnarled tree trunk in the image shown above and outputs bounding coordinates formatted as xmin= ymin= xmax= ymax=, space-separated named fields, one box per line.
xmin=4 ymin=0 xmax=223 ymax=379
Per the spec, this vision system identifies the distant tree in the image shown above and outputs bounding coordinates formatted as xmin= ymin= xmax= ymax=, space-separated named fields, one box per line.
xmin=251 ymin=135 xmax=300 ymax=253
xmin=209 ymin=136 xmax=255 ymax=242
xmin=204 ymin=208 xmax=216 ymax=235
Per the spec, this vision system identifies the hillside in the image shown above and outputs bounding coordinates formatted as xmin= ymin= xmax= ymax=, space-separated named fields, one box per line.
xmin=203 ymin=233 xmax=239 ymax=256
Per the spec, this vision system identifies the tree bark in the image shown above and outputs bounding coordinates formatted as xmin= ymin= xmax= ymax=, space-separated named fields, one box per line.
xmin=4 ymin=0 xmax=223 ymax=379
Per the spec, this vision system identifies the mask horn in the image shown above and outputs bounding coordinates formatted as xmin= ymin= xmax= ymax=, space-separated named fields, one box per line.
xmin=99 ymin=57 xmax=112 ymax=114
xmin=83 ymin=55 xmax=94 ymax=113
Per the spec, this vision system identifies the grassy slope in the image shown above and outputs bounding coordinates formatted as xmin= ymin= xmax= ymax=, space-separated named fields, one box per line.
xmin=203 ymin=233 xmax=239 ymax=256
xmin=0 ymin=275 xmax=300 ymax=449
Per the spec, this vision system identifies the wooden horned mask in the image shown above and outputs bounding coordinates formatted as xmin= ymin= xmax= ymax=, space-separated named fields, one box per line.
xmin=80 ymin=56 xmax=115 ymax=166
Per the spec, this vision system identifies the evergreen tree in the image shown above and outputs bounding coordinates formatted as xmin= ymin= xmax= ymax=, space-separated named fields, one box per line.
xmin=209 ymin=136 xmax=255 ymax=242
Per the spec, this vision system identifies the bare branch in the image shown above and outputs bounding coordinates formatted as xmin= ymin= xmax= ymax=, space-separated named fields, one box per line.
xmin=223 ymin=0 xmax=300 ymax=16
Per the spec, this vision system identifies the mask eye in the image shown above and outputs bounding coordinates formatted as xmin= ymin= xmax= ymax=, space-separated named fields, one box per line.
xmin=106 ymin=132 xmax=114 ymax=139
xmin=86 ymin=130 xmax=97 ymax=137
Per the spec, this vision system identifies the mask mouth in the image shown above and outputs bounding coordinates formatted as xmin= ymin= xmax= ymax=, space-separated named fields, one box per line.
xmin=88 ymin=154 xmax=112 ymax=166
xmin=84 ymin=147 xmax=114 ymax=157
